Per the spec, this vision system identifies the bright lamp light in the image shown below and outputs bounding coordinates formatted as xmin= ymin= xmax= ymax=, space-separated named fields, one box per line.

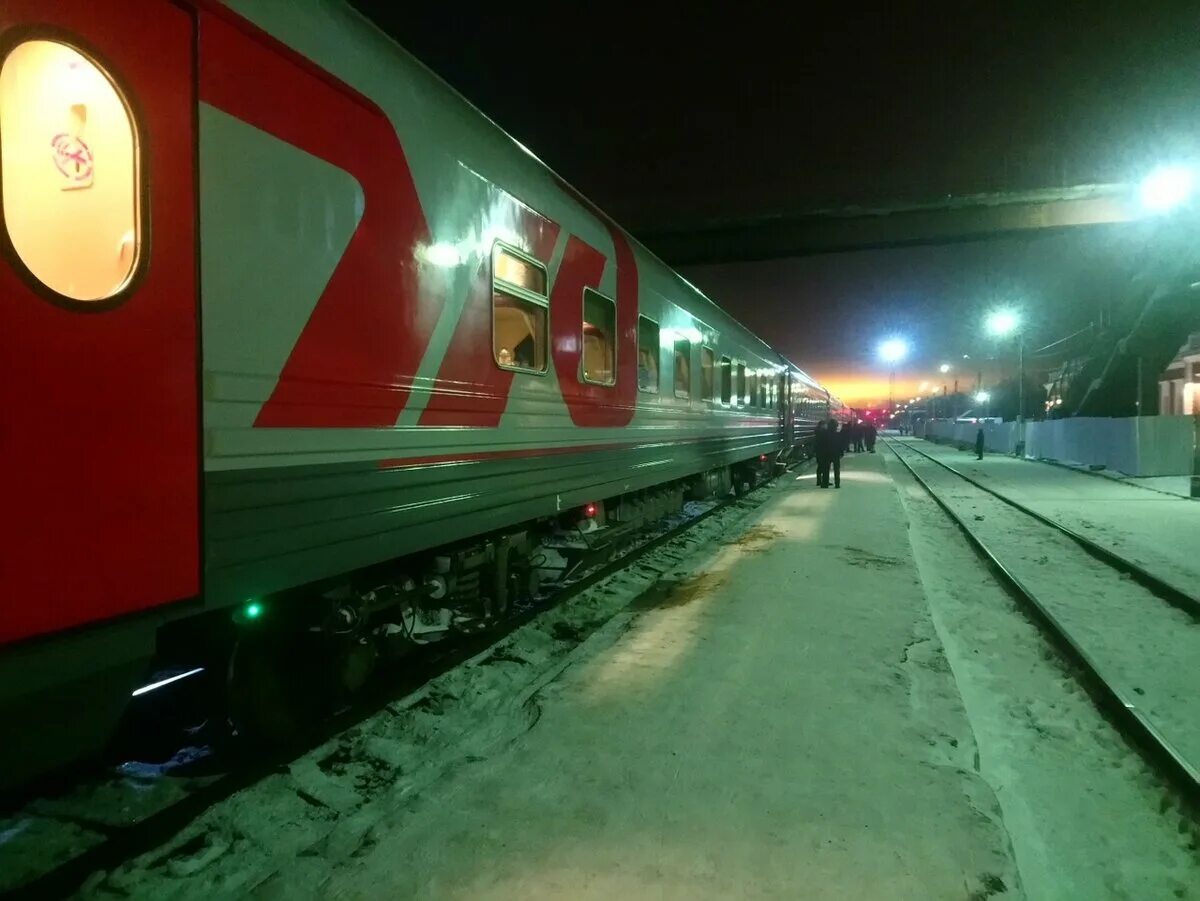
xmin=939 ymin=363 xmax=951 ymax=373
xmin=878 ymin=338 xmax=908 ymax=364
xmin=975 ymin=391 xmax=991 ymax=403
xmin=1140 ymin=165 xmax=1194 ymax=213
xmin=986 ymin=310 xmax=1019 ymax=336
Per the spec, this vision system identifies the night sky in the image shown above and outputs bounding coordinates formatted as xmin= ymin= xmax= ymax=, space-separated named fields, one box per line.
xmin=352 ymin=1 xmax=1200 ymax=402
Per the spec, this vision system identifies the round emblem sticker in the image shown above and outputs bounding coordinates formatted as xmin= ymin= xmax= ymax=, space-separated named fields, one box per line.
xmin=51 ymin=133 xmax=94 ymax=187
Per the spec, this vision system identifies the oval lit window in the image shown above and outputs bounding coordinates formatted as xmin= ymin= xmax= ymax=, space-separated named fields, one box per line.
xmin=0 ymin=40 xmax=140 ymax=303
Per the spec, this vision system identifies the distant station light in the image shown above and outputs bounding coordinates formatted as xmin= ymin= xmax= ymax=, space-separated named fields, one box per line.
xmin=939 ymin=363 xmax=951 ymax=373
xmin=878 ymin=338 xmax=908 ymax=363
xmin=986 ymin=310 xmax=1019 ymax=336
xmin=1140 ymin=164 xmax=1195 ymax=213
xmin=975 ymin=391 xmax=991 ymax=403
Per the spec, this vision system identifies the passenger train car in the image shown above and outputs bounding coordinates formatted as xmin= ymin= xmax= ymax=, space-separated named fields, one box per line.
xmin=0 ymin=0 xmax=840 ymax=789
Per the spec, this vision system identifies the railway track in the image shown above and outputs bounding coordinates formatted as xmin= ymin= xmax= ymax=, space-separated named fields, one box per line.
xmin=884 ymin=437 xmax=1200 ymax=810
xmin=2 ymin=471 xmax=788 ymax=900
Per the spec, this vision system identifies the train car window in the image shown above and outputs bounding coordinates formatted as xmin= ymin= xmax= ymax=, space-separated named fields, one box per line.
xmin=720 ymin=356 xmax=732 ymax=405
xmin=637 ymin=316 xmax=660 ymax=394
xmin=494 ymin=246 xmax=546 ymax=294
xmin=736 ymin=363 xmax=747 ymax=406
xmin=748 ymin=371 xmax=758 ymax=408
xmin=700 ymin=347 xmax=715 ymax=401
xmin=581 ymin=288 xmax=616 ymax=385
xmin=493 ymin=244 xmax=548 ymax=373
xmin=0 ymin=40 xmax=141 ymax=303
xmin=673 ymin=338 xmax=692 ymax=398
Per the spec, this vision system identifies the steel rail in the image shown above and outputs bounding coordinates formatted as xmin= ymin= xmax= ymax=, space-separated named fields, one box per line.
xmin=895 ymin=439 xmax=1200 ymax=619
xmin=884 ymin=437 xmax=1200 ymax=809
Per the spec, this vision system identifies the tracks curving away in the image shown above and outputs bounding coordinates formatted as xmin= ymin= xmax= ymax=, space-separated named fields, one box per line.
xmin=884 ymin=437 xmax=1200 ymax=810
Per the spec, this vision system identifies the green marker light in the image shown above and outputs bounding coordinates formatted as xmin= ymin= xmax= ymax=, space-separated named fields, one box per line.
xmin=234 ymin=600 xmax=265 ymax=624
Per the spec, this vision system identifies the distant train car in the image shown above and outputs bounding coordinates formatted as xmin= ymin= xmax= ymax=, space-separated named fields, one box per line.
xmin=0 ymin=0 xmax=837 ymax=789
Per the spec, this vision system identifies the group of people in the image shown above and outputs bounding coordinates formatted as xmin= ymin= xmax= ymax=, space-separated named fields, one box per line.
xmin=812 ymin=419 xmax=877 ymax=489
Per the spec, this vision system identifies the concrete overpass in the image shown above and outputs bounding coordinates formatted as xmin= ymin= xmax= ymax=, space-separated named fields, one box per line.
xmin=639 ymin=183 xmax=1142 ymax=265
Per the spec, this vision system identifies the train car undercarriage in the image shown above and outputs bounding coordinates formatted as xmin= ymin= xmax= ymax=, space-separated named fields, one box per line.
xmin=145 ymin=457 xmax=777 ymax=750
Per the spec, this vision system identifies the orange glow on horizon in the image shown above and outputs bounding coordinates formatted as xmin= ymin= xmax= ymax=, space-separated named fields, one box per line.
xmin=815 ymin=371 xmax=948 ymax=406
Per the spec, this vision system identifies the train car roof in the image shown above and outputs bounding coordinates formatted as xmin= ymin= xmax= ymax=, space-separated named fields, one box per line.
xmin=341 ymin=0 xmax=831 ymax=390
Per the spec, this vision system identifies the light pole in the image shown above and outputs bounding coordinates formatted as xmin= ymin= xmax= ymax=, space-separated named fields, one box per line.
xmin=986 ymin=310 xmax=1023 ymax=453
xmin=938 ymin=363 xmax=951 ymax=419
xmin=878 ymin=338 xmax=908 ymax=426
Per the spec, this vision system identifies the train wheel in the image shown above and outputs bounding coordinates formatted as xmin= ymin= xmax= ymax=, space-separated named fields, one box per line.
xmin=226 ymin=631 xmax=331 ymax=749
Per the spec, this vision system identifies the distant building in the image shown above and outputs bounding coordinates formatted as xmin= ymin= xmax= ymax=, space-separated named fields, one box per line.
xmin=1158 ymin=332 xmax=1200 ymax=415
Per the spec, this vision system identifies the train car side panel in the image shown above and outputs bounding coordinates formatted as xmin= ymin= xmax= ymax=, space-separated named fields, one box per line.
xmin=0 ymin=0 xmax=199 ymax=644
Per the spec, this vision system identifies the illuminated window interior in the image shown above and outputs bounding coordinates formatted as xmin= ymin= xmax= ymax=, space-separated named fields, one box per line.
xmin=700 ymin=347 xmax=715 ymax=400
xmin=0 ymin=40 xmax=139 ymax=301
xmin=494 ymin=247 xmax=546 ymax=295
xmin=581 ymin=288 xmax=615 ymax=385
xmin=493 ymin=245 xmax=548 ymax=372
xmin=637 ymin=317 xmax=659 ymax=393
xmin=674 ymin=338 xmax=691 ymax=398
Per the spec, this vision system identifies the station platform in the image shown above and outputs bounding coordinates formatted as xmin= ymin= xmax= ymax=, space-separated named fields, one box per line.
xmin=320 ymin=452 xmax=1019 ymax=900
xmin=901 ymin=437 xmax=1199 ymax=597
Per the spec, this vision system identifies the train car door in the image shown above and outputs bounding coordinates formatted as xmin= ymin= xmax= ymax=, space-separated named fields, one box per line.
xmin=0 ymin=0 xmax=198 ymax=643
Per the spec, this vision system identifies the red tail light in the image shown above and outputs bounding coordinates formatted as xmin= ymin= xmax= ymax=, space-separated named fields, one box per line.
xmin=584 ymin=502 xmax=597 ymax=518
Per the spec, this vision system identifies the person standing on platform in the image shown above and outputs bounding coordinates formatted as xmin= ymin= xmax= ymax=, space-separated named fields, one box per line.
xmin=975 ymin=426 xmax=985 ymax=460
xmin=855 ymin=423 xmax=866 ymax=452
xmin=831 ymin=420 xmax=846 ymax=488
xmin=865 ymin=422 xmax=877 ymax=452
xmin=813 ymin=420 xmax=831 ymax=488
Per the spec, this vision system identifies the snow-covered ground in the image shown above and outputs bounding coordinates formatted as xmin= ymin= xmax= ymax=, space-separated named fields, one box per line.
xmin=907 ymin=439 xmax=1199 ymax=600
xmin=75 ymin=456 xmax=1020 ymax=900
xmin=891 ymin=442 xmax=1200 ymax=772
xmin=888 ymin=448 xmax=1200 ymax=899
xmin=1044 ymin=461 xmax=1192 ymax=500
xmin=44 ymin=448 xmax=1199 ymax=899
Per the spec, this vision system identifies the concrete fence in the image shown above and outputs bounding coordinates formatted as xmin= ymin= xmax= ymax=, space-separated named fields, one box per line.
xmin=917 ymin=416 xmax=1195 ymax=477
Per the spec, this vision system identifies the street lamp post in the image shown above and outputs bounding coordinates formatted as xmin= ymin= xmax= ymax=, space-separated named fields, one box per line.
xmin=878 ymin=338 xmax=908 ymax=427
xmin=986 ymin=310 xmax=1024 ymax=454
xmin=938 ymin=363 xmax=951 ymax=420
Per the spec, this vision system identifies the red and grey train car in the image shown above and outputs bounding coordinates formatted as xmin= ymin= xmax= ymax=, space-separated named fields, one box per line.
xmin=0 ymin=0 xmax=838 ymax=789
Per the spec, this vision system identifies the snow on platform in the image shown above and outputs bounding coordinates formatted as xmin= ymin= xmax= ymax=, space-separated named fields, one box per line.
xmin=903 ymin=437 xmax=1199 ymax=599
xmin=308 ymin=452 xmax=1018 ymax=900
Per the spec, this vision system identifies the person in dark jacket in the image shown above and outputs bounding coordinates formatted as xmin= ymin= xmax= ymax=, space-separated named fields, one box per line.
xmin=974 ymin=426 xmax=985 ymax=460
xmin=830 ymin=420 xmax=846 ymax=487
xmin=865 ymin=422 xmax=877 ymax=452
xmin=854 ymin=422 xmax=866 ymax=452
xmin=813 ymin=420 xmax=831 ymax=487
